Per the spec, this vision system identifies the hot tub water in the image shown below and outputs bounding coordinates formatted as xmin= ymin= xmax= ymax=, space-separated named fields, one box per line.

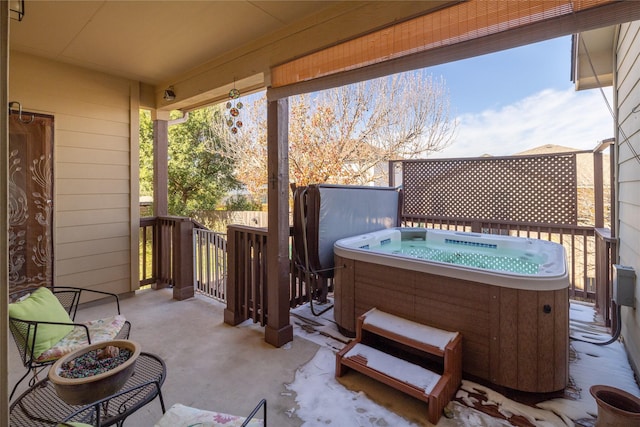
xmin=338 ymin=227 xmax=565 ymax=282
xmin=371 ymin=240 xmax=540 ymax=274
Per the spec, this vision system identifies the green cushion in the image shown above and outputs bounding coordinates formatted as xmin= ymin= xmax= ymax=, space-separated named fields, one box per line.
xmin=9 ymin=287 xmax=74 ymax=359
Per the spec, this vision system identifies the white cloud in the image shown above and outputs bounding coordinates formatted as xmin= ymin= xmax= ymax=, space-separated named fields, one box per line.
xmin=433 ymin=87 xmax=614 ymax=158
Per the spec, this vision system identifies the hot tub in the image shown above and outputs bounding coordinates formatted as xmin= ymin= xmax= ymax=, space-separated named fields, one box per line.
xmin=333 ymin=227 xmax=569 ymax=393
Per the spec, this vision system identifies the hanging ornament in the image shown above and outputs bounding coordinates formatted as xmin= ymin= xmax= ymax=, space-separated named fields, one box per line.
xmin=226 ymin=83 xmax=243 ymax=133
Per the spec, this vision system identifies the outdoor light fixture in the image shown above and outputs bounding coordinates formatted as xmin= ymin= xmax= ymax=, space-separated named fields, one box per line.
xmin=10 ymin=0 xmax=25 ymax=21
xmin=163 ymin=87 xmax=176 ymax=101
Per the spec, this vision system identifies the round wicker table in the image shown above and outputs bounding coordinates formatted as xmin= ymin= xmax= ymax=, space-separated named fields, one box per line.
xmin=10 ymin=352 xmax=166 ymax=427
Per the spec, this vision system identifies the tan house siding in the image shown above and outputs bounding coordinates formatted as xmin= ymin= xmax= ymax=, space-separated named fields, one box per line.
xmin=9 ymin=52 xmax=138 ymax=296
xmin=616 ymin=21 xmax=640 ymax=375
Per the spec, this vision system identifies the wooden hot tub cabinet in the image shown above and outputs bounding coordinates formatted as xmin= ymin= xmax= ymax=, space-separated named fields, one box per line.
xmin=334 ymin=256 xmax=569 ymax=393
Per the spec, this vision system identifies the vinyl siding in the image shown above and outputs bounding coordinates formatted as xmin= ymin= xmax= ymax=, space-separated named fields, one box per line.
xmin=616 ymin=21 xmax=640 ymax=375
xmin=9 ymin=52 xmax=139 ymax=296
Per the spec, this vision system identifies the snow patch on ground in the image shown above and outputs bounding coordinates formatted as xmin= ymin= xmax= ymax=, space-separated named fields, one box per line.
xmin=288 ymin=302 xmax=640 ymax=427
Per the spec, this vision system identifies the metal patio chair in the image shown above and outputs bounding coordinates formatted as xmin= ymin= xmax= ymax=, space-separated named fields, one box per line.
xmin=8 ymin=285 xmax=131 ymax=400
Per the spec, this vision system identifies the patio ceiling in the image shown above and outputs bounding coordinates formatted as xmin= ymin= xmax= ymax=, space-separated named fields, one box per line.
xmin=8 ymin=1 xmax=454 ymax=110
xmin=10 ymin=1 xmax=339 ymax=85
xmin=9 ymin=1 xmax=640 ymax=110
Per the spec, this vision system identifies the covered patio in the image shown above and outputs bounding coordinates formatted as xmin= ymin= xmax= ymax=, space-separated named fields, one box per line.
xmin=8 ymin=288 xmax=639 ymax=426
xmin=5 ymin=1 xmax=640 ymax=425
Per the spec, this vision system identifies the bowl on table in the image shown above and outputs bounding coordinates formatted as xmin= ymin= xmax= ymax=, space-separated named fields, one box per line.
xmin=48 ymin=339 xmax=141 ymax=405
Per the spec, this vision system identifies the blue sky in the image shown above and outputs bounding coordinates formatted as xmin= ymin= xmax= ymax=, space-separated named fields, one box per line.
xmin=425 ymin=36 xmax=614 ymax=158
xmin=243 ymin=36 xmax=613 ymax=159
xmin=428 ymin=37 xmax=573 ymax=115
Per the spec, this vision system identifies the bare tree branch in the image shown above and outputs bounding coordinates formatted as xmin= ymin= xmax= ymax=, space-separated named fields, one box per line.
xmin=210 ymin=71 xmax=457 ymax=201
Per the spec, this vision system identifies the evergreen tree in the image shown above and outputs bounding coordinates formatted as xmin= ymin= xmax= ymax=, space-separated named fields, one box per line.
xmin=139 ymin=108 xmax=239 ymax=217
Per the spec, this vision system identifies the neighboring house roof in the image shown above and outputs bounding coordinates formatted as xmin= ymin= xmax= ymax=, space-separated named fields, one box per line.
xmin=514 ymin=144 xmax=580 ymax=156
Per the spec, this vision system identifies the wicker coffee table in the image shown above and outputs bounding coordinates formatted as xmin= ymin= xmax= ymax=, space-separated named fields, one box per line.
xmin=10 ymin=352 xmax=166 ymax=427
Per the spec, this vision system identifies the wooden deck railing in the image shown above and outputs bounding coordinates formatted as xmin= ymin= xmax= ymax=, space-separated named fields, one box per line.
xmin=223 ymin=225 xmax=268 ymax=326
xmin=222 ymin=224 xmax=328 ymax=326
xmin=137 ymin=212 xmax=337 ymax=316
xmin=141 ymin=217 xmax=616 ymax=333
xmin=138 ymin=149 xmax=616 ymax=346
xmin=138 ymin=216 xmax=199 ymax=300
xmin=595 ymin=228 xmax=618 ymax=327
xmin=194 ymin=228 xmax=228 ymax=302
xmin=139 ymin=217 xmax=157 ymax=287
xmin=221 ymin=222 xmax=615 ymax=331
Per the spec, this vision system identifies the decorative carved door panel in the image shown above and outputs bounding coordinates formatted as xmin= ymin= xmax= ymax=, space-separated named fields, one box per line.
xmin=9 ymin=112 xmax=54 ymax=294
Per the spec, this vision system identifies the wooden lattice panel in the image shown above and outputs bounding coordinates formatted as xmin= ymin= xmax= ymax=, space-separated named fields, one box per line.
xmin=402 ymin=154 xmax=577 ymax=225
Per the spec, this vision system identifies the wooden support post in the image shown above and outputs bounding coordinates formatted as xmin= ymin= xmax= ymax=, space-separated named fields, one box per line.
xmin=265 ymin=96 xmax=293 ymax=347
xmin=173 ymin=218 xmax=195 ymax=300
xmin=152 ymin=218 xmax=171 ymax=290
xmin=593 ymin=138 xmax=614 ymax=231
xmin=152 ymin=111 xmax=169 ymax=217
xmin=594 ymin=150 xmax=604 ymax=229
xmin=609 ymin=145 xmax=616 ymax=237
xmin=388 ymin=160 xmax=395 ymax=187
xmin=224 ymin=226 xmax=246 ymax=325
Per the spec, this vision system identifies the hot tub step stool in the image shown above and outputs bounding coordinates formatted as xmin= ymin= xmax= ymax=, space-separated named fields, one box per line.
xmin=336 ymin=308 xmax=462 ymax=425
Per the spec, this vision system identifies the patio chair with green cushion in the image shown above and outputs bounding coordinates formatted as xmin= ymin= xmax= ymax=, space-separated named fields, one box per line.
xmin=8 ymin=286 xmax=131 ymax=400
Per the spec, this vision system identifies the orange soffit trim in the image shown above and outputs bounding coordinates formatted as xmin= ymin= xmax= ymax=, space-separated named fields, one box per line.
xmin=271 ymin=0 xmax=615 ymax=88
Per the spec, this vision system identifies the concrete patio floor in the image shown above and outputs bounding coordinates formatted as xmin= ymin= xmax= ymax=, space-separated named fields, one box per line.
xmin=9 ymin=288 xmax=322 ymax=426
xmin=9 ymin=288 xmax=640 ymax=426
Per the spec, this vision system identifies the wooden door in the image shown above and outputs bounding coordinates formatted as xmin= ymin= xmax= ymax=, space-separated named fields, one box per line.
xmin=8 ymin=111 xmax=54 ymax=294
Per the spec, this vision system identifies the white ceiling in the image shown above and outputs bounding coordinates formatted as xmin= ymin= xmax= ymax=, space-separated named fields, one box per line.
xmin=9 ymin=1 xmax=455 ymax=109
xmin=9 ymin=1 xmax=628 ymax=109
xmin=9 ymin=1 xmax=338 ymax=85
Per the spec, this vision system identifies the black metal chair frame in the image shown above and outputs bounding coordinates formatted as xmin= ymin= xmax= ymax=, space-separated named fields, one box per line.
xmin=59 ymin=380 xmax=166 ymax=427
xmin=8 ymin=285 xmax=132 ymax=400
xmin=242 ymin=398 xmax=267 ymax=427
xmin=11 ymin=352 xmax=166 ymax=427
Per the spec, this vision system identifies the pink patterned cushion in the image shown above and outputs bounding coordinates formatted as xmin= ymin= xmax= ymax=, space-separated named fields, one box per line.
xmin=155 ymin=403 xmax=263 ymax=427
xmin=35 ymin=315 xmax=127 ymax=362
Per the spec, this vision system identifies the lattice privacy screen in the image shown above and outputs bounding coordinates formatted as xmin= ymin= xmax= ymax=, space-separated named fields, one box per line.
xmin=402 ymin=154 xmax=578 ymax=225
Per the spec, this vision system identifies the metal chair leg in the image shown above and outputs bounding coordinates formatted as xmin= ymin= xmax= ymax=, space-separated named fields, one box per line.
xmin=9 ymin=368 xmax=32 ymax=400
